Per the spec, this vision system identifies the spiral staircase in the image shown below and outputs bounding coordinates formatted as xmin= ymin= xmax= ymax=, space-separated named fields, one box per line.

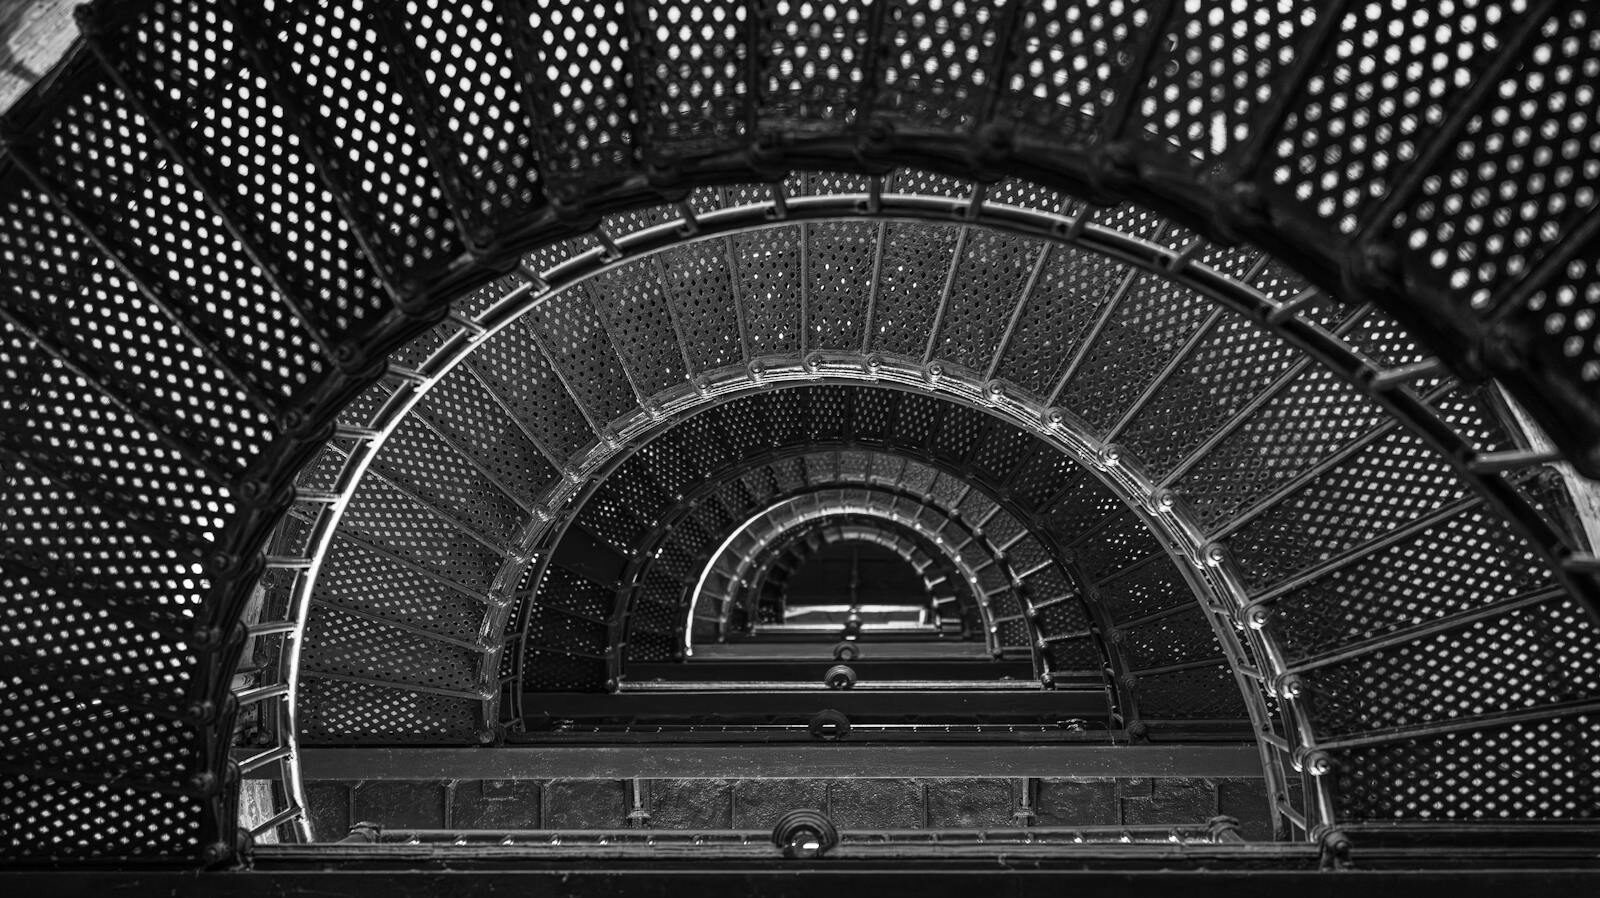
xmin=2 ymin=0 xmax=1599 ymax=888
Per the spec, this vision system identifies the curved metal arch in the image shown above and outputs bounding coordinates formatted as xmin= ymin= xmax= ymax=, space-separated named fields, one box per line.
xmin=463 ymin=191 xmax=1593 ymax=629
xmin=728 ymin=518 xmax=987 ymax=643
xmin=251 ymin=186 xmax=1591 ymax=843
xmin=530 ymin=434 xmax=1135 ymax=720
xmin=503 ymin=370 xmax=1298 ymax=823
xmin=534 ymin=457 xmax=1000 ymax=675
xmin=597 ymin=453 xmax=1048 ymax=665
xmin=682 ymin=490 xmax=1004 ymax=656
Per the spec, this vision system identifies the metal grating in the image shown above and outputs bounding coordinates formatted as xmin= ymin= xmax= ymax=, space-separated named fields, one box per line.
xmin=311 ymin=540 xmax=486 ymax=642
xmin=806 ymin=221 xmax=876 ymax=352
xmin=993 ymin=246 xmax=1131 ymax=396
xmin=382 ymin=0 xmax=544 ymax=244
xmin=1333 ymin=711 xmax=1600 ymax=822
xmin=0 ymin=776 xmax=206 ymax=860
xmin=1173 ymin=366 xmax=1393 ymax=532
xmin=367 ymin=416 xmax=528 ymax=549
xmin=1264 ymin=0 xmax=1522 ymax=238
xmin=1132 ymin=0 xmax=1323 ymax=165
xmin=413 ymin=367 xmax=555 ymax=507
xmin=305 ymin=604 xmax=481 ymax=695
xmin=1118 ymin=313 xmax=1319 ymax=479
xmin=298 ymin=676 xmax=477 ymax=743
xmin=1055 ymin=272 xmax=1217 ymax=435
xmin=869 ymin=221 xmax=963 ymax=359
xmin=90 ymin=0 xmax=390 ymax=350
xmin=540 ymin=388 xmax=1154 ymax=710
xmin=244 ymin=0 xmax=465 ymax=285
xmin=1 ymin=0 xmax=1599 ymax=861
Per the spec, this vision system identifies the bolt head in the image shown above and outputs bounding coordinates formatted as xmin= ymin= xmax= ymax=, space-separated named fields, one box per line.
xmin=200 ymin=841 xmax=231 ymax=865
xmin=188 ymin=771 xmax=219 ymax=794
xmin=1278 ymin=674 xmax=1305 ymax=699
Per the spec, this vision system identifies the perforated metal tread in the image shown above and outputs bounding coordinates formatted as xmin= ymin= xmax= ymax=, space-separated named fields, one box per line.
xmin=535 ymin=394 xmax=1240 ymax=722
xmin=250 ymin=200 xmax=1600 ymax=843
xmin=1 ymin=0 xmax=1599 ymax=862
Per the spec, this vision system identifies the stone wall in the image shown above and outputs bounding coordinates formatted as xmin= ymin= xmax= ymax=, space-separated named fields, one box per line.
xmin=306 ymin=775 xmax=1273 ymax=841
